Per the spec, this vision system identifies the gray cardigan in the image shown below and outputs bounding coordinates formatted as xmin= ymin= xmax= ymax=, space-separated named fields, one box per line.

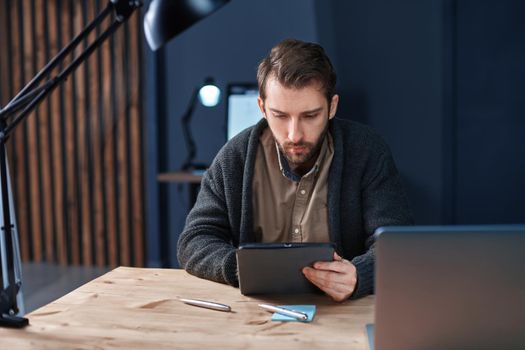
xmin=177 ymin=118 xmax=413 ymax=298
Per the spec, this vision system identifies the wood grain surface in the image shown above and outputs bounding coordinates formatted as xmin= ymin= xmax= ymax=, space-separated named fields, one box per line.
xmin=0 ymin=267 xmax=374 ymax=349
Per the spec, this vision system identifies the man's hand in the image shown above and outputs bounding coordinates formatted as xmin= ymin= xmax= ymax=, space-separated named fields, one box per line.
xmin=302 ymin=252 xmax=357 ymax=302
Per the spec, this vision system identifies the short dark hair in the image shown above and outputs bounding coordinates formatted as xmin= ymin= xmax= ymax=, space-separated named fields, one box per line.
xmin=257 ymin=39 xmax=337 ymax=102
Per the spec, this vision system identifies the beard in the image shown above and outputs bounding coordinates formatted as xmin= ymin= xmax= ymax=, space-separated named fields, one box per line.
xmin=275 ymin=127 xmax=327 ymax=168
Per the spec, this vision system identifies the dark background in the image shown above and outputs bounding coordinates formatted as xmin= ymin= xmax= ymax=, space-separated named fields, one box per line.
xmin=142 ymin=0 xmax=525 ymax=267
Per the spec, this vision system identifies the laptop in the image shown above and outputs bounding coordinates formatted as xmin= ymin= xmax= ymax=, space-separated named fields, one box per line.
xmin=225 ymin=83 xmax=261 ymax=141
xmin=372 ymin=225 xmax=525 ymax=350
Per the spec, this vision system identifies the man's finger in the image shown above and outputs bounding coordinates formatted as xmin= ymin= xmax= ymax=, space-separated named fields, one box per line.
xmin=303 ymin=268 xmax=354 ymax=301
xmin=313 ymin=259 xmax=355 ymax=274
xmin=303 ymin=268 xmax=341 ymax=293
xmin=333 ymin=251 xmax=343 ymax=261
xmin=303 ymin=267 xmax=351 ymax=293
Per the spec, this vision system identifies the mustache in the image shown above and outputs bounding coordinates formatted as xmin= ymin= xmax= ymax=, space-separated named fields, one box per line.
xmin=283 ymin=141 xmax=313 ymax=148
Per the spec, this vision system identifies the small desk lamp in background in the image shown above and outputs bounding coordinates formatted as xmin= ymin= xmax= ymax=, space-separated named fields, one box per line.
xmin=0 ymin=0 xmax=230 ymax=328
xmin=181 ymin=77 xmax=222 ymax=171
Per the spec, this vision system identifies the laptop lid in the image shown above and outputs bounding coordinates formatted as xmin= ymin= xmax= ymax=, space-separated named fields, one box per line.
xmin=225 ymin=83 xmax=261 ymax=141
xmin=374 ymin=225 xmax=525 ymax=350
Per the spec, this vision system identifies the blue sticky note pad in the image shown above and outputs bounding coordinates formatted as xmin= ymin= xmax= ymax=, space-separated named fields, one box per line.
xmin=271 ymin=305 xmax=316 ymax=322
xmin=366 ymin=324 xmax=375 ymax=350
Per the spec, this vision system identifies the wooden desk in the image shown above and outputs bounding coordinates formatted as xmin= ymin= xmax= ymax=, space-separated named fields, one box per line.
xmin=0 ymin=267 xmax=374 ymax=349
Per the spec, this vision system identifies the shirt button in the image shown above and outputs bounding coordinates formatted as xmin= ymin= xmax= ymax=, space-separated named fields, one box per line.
xmin=294 ymin=228 xmax=300 ymax=234
xmin=300 ymin=189 xmax=306 ymax=195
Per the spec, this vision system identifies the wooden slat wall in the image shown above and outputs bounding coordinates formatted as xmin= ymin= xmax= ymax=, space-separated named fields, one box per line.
xmin=0 ymin=0 xmax=145 ymax=268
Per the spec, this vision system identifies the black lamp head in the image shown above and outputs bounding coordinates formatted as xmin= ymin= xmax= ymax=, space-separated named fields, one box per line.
xmin=144 ymin=0 xmax=231 ymax=51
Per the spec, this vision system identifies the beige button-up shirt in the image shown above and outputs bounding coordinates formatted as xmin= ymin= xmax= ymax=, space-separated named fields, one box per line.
xmin=252 ymin=127 xmax=334 ymax=243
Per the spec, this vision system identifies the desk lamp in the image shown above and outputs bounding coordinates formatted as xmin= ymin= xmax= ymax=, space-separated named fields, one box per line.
xmin=181 ymin=77 xmax=221 ymax=171
xmin=0 ymin=0 xmax=230 ymax=328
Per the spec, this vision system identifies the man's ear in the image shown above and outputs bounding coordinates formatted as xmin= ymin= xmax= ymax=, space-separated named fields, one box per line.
xmin=329 ymin=94 xmax=339 ymax=119
xmin=257 ymin=96 xmax=267 ymax=119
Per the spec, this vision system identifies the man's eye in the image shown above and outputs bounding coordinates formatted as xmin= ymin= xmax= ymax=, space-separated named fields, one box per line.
xmin=304 ymin=114 xmax=317 ymax=119
xmin=274 ymin=114 xmax=286 ymax=119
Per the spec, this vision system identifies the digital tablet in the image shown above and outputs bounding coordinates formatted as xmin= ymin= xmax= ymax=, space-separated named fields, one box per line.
xmin=236 ymin=242 xmax=335 ymax=295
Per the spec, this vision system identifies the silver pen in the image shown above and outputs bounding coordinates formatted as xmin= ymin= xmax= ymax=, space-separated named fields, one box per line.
xmin=258 ymin=303 xmax=308 ymax=321
xmin=179 ymin=298 xmax=231 ymax=312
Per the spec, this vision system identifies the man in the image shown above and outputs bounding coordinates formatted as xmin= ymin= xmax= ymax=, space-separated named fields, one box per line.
xmin=177 ymin=39 xmax=412 ymax=301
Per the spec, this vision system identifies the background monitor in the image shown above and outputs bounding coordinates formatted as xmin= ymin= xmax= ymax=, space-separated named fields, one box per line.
xmin=226 ymin=83 xmax=261 ymax=141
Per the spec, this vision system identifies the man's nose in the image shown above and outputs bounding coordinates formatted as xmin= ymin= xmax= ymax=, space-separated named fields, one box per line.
xmin=288 ymin=118 xmax=303 ymax=143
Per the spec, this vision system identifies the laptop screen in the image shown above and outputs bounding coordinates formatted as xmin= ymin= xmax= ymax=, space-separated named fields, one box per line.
xmin=226 ymin=83 xmax=261 ymax=141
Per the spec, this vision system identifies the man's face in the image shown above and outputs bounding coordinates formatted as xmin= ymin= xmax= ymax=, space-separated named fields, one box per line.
xmin=257 ymin=77 xmax=339 ymax=170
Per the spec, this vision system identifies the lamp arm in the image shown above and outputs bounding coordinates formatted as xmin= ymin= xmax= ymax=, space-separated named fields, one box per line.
xmin=0 ymin=1 xmax=142 ymax=140
xmin=1 ymin=5 xmax=113 ymax=114
xmin=0 ymin=118 xmax=22 ymax=326
xmin=181 ymin=89 xmax=199 ymax=170
xmin=2 ymin=21 xmax=120 ymax=139
xmin=0 ymin=0 xmax=142 ymax=328
xmin=0 ymin=80 xmax=55 ymax=121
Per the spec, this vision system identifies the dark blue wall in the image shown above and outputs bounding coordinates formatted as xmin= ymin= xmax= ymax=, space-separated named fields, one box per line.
xmin=316 ymin=0 xmax=525 ymax=225
xmin=143 ymin=0 xmax=319 ymax=267
xmin=317 ymin=0 xmax=446 ymax=224
xmin=454 ymin=1 xmax=525 ymax=223
xmin=143 ymin=0 xmax=525 ymax=267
